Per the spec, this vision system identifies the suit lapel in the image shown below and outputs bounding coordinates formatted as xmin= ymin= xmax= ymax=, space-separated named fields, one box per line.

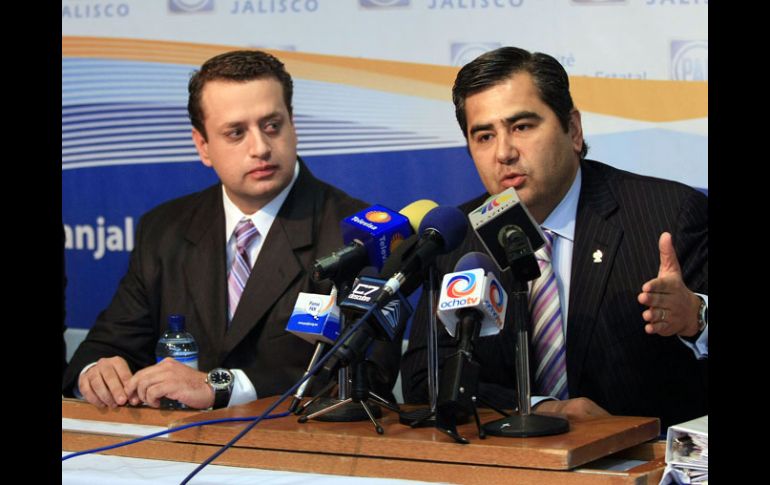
xmin=566 ymin=161 xmax=622 ymax=395
xmin=183 ymin=186 xmax=229 ymax=359
xmin=222 ymin=164 xmax=318 ymax=355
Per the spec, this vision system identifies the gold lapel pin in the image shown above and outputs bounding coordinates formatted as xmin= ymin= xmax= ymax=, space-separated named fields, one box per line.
xmin=592 ymin=249 xmax=603 ymax=263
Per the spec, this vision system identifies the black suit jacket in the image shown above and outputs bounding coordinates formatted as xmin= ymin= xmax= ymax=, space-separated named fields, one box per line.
xmin=401 ymin=159 xmax=708 ymax=428
xmin=63 ymin=162 xmax=400 ymax=400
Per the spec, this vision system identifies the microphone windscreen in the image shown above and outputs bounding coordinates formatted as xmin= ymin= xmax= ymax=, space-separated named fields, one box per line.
xmin=418 ymin=206 xmax=468 ymax=254
xmin=399 ymin=199 xmax=438 ymax=233
xmin=454 ymin=251 xmax=501 ymax=279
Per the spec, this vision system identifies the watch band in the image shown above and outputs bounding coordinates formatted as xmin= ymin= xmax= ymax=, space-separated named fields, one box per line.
xmin=212 ymin=386 xmax=230 ymax=409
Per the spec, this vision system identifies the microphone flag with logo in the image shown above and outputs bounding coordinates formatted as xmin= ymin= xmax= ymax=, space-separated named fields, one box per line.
xmin=285 ymin=292 xmax=341 ymax=344
xmin=468 ymin=187 xmax=546 ymax=274
xmin=285 ymin=291 xmax=341 ymax=412
xmin=313 ymin=200 xmax=437 ymax=283
xmin=437 ymin=251 xmax=507 ymax=339
xmin=323 ymin=268 xmax=413 ymax=373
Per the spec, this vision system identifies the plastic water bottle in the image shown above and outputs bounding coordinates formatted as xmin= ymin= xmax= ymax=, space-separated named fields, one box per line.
xmin=155 ymin=314 xmax=199 ymax=409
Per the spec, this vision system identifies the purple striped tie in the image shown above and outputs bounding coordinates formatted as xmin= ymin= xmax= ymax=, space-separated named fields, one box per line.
xmin=529 ymin=230 xmax=568 ymax=400
xmin=227 ymin=219 xmax=259 ymax=323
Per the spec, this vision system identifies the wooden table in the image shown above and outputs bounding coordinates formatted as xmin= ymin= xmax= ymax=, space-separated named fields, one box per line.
xmin=62 ymin=398 xmax=667 ymax=484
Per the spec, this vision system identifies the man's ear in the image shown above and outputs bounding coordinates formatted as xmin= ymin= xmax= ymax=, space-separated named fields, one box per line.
xmin=192 ymin=128 xmax=212 ymax=168
xmin=569 ymin=109 xmax=584 ymax=154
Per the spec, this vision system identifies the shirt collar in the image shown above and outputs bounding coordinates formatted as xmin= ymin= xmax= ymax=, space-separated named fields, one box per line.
xmin=541 ymin=165 xmax=581 ymax=243
xmin=223 ymin=159 xmax=300 ymax=242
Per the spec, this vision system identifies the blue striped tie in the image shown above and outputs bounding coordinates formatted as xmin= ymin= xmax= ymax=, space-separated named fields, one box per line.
xmin=529 ymin=230 xmax=568 ymax=400
xmin=227 ymin=219 xmax=259 ymax=324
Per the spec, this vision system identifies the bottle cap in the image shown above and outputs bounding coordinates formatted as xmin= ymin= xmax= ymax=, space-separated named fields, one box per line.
xmin=168 ymin=314 xmax=185 ymax=332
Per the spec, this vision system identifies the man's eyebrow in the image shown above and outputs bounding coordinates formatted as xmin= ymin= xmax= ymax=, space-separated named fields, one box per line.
xmin=503 ymin=111 xmax=543 ymax=125
xmin=469 ymin=122 xmax=494 ymax=137
xmin=217 ymin=111 xmax=285 ymax=130
xmin=468 ymin=111 xmax=544 ymax=136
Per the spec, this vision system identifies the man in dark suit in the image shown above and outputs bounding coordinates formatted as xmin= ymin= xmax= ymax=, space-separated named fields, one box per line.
xmin=401 ymin=47 xmax=707 ymax=428
xmin=62 ymin=50 xmax=397 ymax=410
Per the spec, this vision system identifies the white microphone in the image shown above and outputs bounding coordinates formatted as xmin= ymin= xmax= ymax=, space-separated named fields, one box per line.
xmin=285 ymin=290 xmax=341 ymax=412
xmin=436 ymin=252 xmax=507 ymax=339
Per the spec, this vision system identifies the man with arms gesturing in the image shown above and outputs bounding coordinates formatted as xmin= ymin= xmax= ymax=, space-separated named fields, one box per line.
xmin=401 ymin=47 xmax=707 ymax=428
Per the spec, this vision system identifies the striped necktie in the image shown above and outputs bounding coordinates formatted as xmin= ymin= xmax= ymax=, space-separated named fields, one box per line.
xmin=227 ymin=218 xmax=259 ymax=323
xmin=529 ymin=230 xmax=568 ymax=400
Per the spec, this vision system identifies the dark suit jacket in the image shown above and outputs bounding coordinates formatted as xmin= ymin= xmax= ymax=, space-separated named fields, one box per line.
xmin=62 ymin=226 xmax=68 ymax=378
xmin=401 ymin=159 xmax=708 ymax=428
xmin=63 ymin=162 xmax=401 ymax=401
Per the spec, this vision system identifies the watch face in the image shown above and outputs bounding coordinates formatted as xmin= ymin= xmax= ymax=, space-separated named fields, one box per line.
xmin=210 ymin=370 xmax=232 ymax=386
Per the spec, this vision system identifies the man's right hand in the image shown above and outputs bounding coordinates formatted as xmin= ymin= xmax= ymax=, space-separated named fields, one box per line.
xmin=78 ymin=356 xmax=134 ymax=408
xmin=534 ymin=397 xmax=610 ymax=420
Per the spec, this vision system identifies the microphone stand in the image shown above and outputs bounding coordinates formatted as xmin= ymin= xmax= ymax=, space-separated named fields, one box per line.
xmin=433 ymin=311 xmax=485 ymax=443
xmin=427 ymin=264 xmax=439 ymax=417
xmin=299 ymin=358 xmax=400 ymax=434
xmin=296 ymin=308 xmax=380 ymax=423
xmin=293 ymin=277 xmax=358 ymax=418
xmin=297 ymin=275 xmax=401 ymax=432
xmin=482 ymin=226 xmax=569 ymax=437
xmin=398 ymin=265 xmax=445 ymax=428
xmin=288 ymin=341 xmax=326 ymax=413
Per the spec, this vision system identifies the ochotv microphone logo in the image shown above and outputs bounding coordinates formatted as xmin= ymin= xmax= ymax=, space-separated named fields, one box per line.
xmin=446 ymin=273 xmax=477 ymax=298
xmin=488 ymin=279 xmax=504 ymax=313
xmin=440 ymin=272 xmax=480 ymax=309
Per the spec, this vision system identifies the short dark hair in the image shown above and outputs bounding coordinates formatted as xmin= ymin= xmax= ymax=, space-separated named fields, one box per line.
xmin=188 ymin=50 xmax=294 ymax=140
xmin=452 ymin=46 xmax=587 ymax=159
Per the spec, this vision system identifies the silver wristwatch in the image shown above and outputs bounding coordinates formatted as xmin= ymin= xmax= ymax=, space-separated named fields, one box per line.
xmin=696 ymin=297 xmax=708 ymax=332
xmin=206 ymin=368 xmax=234 ymax=409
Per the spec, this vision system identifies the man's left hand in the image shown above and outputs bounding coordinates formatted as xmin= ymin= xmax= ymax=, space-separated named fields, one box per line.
xmin=638 ymin=232 xmax=701 ymax=337
xmin=125 ymin=358 xmax=214 ymax=409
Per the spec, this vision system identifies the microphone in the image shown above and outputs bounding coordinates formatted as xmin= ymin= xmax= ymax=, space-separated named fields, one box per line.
xmin=434 ymin=251 xmax=508 ymax=443
xmin=322 ymin=267 xmax=413 ymax=375
xmin=399 ymin=199 xmax=439 ymax=233
xmin=468 ymin=187 xmax=545 ymax=277
xmin=436 ymin=251 xmax=508 ymax=340
xmin=284 ymin=291 xmax=341 ymax=413
xmin=312 ymin=200 xmax=438 ymax=284
xmin=376 ymin=206 xmax=468 ymax=306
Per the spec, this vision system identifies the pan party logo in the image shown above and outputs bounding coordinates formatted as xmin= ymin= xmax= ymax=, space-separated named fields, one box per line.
xmin=671 ymin=40 xmax=707 ymax=81
xmin=168 ymin=0 xmax=215 ymax=13
xmin=451 ymin=42 xmax=502 ymax=67
xmin=359 ymin=0 xmax=410 ymax=7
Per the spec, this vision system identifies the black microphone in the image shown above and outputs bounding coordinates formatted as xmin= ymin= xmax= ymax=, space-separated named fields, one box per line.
xmin=468 ymin=188 xmax=545 ymax=277
xmin=312 ymin=200 xmax=438 ymax=284
xmin=321 ymin=267 xmax=413 ymax=376
xmin=375 ymin=206 xmax=468 ymax=306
